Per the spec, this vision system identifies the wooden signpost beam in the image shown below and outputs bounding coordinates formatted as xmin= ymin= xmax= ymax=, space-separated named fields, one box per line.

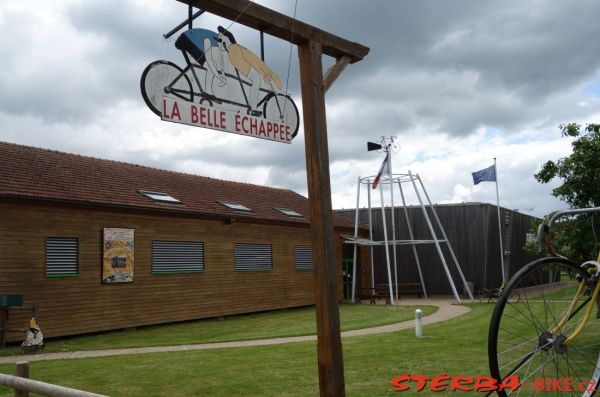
xmin=299 ymin=40 xmax=345 ymax=396
xmin=178 ymin=0 xmax=369 ymax=63
xmin=324 ymin=56 xmax=351 ymax=94
xmin=173 ymin=2 xmax=369 ymax=396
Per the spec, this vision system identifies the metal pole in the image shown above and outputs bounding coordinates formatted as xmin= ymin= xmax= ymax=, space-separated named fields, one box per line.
xmin=163 ymin=10 xmax=205 ymax=39
xmin=409 ymin=171 xmax=461 ymax=303
xmin=494 ymin=158 xmax=506 ymax=283
xmin=367 ymin=180 xmax=375 ymax=291
xmin=482 ymin=206 xmax=490 ymax=289
xmin=387 ymin=146 xmax=399 ymax=303
xmin=398 ymin=179 xmax=428 ymax=298
xmin=378 ymin=183 xmax=395 ymax=304
xmin=417 ymin=175 xmax=473 ymax=300
xmin=351 ymin=177 xmax=361 ymax=303
xmin=260 ymin=27 xmax=265 ymax=62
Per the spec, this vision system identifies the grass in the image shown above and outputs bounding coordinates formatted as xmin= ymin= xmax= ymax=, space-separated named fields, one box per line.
xmin=0 ymin=303 xmax=494 ymax=397
xmin=0 ymin=303 xmax=436 ymax=357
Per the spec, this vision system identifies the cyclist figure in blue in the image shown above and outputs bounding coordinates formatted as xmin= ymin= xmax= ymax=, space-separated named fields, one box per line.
xmin=175 ymin=28 xmax=225 ymax=101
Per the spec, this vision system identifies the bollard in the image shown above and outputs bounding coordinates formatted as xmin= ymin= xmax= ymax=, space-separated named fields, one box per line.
xmin=415 ymin=309 xmax=422 ymax=338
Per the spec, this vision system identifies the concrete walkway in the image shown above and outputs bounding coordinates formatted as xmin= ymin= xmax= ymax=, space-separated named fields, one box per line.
xmin=0 ymin=298 xmax=470 ymax=364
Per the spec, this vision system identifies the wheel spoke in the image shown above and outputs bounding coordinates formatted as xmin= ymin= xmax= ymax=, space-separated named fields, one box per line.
xmin=489 ymin=257 xmax=597 ymax=397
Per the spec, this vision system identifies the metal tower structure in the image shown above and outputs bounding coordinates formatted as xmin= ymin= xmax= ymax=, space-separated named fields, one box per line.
xmin=344 ymin=140 xmax=474 ymax=304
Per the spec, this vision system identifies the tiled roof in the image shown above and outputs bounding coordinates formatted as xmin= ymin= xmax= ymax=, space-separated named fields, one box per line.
xmin=0 ymin=141 xmax=355 ymax=228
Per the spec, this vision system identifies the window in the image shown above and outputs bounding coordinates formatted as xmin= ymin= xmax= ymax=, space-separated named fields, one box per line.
xmin=234 ymin=243 xmax=272 ymax=271
xmin=219 ymin=201 xmax=252 ymax=212
xmin=152 ymin=241 xmax=204 ymax=274
xmin=294 ymin=245 xmax=313 ymax=271
xmin=275 ymin=208 xmax=303 ymax=217
xmin=139 ymin=190 xmax=181 ymax=204
xmin=46 ymin=237 xmax=78 ymax=277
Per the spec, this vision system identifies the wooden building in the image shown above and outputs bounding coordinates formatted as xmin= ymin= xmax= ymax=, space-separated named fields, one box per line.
xmin=338 ymin=203 xmax=539 ymax=296
xmin=0 ymin=141 xmax=359 ymax=342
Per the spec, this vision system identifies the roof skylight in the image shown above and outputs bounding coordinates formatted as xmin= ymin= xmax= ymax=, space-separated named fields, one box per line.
xmin=139 ymin=190 xmax=181 ymax=204
xmin=275 ymin=208 xmax=303 ymax=217
xmin=219 ymin=201 xmax=252 ymax=212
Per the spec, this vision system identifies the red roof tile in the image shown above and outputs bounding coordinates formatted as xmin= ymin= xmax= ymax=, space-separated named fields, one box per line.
xmin=0 ymin=141 xmax=355 ymax=228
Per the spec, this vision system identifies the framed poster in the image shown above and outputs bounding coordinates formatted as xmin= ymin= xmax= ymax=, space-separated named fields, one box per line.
xmin=102 ymin=228 xmax=134 ymax=283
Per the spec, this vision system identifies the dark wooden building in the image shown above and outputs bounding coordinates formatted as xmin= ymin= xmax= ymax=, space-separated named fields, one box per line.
xmin=338 ymin=203 xmax=539 ymax=296
xmin=0 ymin=142 xmax=359 ymax=342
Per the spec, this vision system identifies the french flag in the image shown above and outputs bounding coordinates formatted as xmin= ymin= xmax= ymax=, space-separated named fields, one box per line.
xmin=372 ymin=152 xmax=390 ymax=189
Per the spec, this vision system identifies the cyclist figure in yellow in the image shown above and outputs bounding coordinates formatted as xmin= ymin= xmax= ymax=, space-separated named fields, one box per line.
xmin=217 ymin=26 xmax=282 ymax=117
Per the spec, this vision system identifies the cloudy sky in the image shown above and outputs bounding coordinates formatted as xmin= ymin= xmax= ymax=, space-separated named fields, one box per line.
xmin=1 ymin=0 xmax=599 ymax=218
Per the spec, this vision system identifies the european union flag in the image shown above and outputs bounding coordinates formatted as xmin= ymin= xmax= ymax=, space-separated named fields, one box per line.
xmin=472 ymin=164 xmax=496 ymax=185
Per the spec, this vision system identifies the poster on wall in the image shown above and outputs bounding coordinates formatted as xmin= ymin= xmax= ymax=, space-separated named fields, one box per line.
xmin=102 ymin=228 xmax=134 ymax=284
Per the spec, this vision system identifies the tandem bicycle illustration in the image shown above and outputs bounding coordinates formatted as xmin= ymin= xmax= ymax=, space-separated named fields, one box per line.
xmin=140 ymin=26 xmax=300 ymax=141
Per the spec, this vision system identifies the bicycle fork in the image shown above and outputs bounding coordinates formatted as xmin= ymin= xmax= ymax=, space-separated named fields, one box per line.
xmin=552 ymin=258 xmax=600 ymax=345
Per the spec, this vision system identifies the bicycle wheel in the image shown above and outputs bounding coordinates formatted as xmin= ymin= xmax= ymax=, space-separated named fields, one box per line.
xmin=262 ymin=93 xmax=300 ymax=139
xmin=140 ymin=60 xmax=193 ymax=117
xmin=489 ymin=257 xmax=600 ymax=396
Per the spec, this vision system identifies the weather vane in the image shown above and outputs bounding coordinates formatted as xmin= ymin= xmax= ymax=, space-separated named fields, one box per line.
xmin=367 ymin=136 xmax=399 ymax=153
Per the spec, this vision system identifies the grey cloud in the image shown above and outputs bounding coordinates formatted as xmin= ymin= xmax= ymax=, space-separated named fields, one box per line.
xmin=306 ymin=0 xmax=600 ymax=138
xmin=1 ymin=0 xmax=598 ymax=218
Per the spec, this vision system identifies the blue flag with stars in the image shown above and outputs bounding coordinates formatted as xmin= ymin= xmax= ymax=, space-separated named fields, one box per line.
xmin=472 ymin=164 xmax=496 ymax=185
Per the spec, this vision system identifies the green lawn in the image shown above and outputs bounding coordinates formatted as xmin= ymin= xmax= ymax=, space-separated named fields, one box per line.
xmin=0 ymin=303 xmax=492 ymax=397
xmin=0 ymin=303 xmax=435 ymax=357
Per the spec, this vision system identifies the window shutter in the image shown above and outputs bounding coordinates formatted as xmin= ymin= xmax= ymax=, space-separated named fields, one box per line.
xmin=234 ymin=243 xmax=272 ymax=271
xmin=46 ymin=238 xmax=78 ymax=277
xmin=152 ymin=241 xmax=204 ymax=274
xmin=295 ymin=245 xmax=313 ymax=271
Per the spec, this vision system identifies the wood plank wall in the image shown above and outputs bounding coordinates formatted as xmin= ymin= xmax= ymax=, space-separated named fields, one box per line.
xmin=338 ymin=203 xmax=538 ymax=295
xmin=0 ymin=201 xmax=350 ymax=342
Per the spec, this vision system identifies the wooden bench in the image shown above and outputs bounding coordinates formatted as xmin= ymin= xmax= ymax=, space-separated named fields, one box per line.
xmin=374 ymin=285 xmax=392 ymax=305
xmin=356 ymin=287 xmax=376 ymax=304
xmin=0 ymin=304 xmax=37 ymax=348
xmin=356 ymin=283 xmax=423 ymax=305
xmin=397 ymin=283 xmax=423 ymax=298
xmin=377 ymin=283 xmax=423 ymax=300
xmin=356 ymin=286 xmax=394 ymax=305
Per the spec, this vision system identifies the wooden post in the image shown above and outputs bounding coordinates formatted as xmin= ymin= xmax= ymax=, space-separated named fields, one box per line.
xmin=15 ymin=362 xmax=29 ymax=397
xmin=0 ymin=308 xmax=7 ymax=349
xmin=167 ymin=3 xmax=368 ymax=396
xmin=299 ymin=40 xmax=345 ymax=397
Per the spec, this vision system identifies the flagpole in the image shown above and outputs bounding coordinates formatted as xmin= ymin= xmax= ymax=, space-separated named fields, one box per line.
xmin=494 ymin=158 xmax=506 ymax=283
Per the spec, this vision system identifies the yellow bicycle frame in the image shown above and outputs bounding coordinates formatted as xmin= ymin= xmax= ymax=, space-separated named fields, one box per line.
xmin=552 ymin=253 xmax=600 ymax=345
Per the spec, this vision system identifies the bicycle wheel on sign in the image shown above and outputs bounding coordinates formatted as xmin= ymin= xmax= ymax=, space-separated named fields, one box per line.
xmin=488 ymin=257 xmax=600 ymax=397
xmin=262 ymin=94 xmax=300 ymax=139
xmin=140 ymin=60 xmax=193 ymax=117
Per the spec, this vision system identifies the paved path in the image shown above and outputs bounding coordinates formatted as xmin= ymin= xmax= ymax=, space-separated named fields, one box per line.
xmin=0 ymin=298 xmax=470 ymax=364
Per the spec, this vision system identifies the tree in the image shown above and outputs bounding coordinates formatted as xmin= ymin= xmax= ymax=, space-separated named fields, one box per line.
xmin=534 ymin=123 xmax=600 ymax=263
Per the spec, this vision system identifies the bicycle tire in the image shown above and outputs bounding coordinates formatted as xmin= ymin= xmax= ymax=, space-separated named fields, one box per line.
xmin=262 ymin=93 xmax=300 ymax=139
xmin=488 ymin=256 xmax=600 ymax=396
xmin=140 ymin=60 xmax=194 ymax=117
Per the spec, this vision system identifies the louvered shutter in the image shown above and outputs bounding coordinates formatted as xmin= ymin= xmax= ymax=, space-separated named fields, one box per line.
xmin=294 ymin=245 xmax=312 ymax=271
xmin=46 ymin=238 xmax=78 ymax=277
xmin=234 ymin=243 xmax=272 ymax=271
xmin=152 ymin=241 xmax=204 ymax=274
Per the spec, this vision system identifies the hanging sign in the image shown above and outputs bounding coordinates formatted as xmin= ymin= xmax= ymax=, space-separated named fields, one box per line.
xmin=161 ymin=96 xmax=293 ymax=143
xmin=141 ymin=26 xmax=300 ymax=143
